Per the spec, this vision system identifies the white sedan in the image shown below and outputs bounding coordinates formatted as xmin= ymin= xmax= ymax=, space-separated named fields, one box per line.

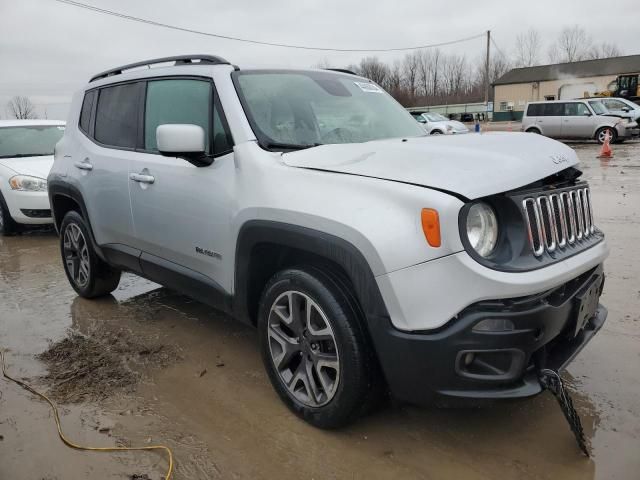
xmin=0 ymin=119 xmax=65 ymax=235
xmin=411 ymin=112 xmax=469 ymax=135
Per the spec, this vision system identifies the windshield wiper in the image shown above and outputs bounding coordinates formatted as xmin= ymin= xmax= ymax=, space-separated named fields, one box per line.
xmin=262 ymin=141 xmax=321 ymax=152
xmin=0 ymin=153 xmax=51 ymax=158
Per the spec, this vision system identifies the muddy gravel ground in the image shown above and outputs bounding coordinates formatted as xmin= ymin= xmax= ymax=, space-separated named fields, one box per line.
xmin=1 ymin=140 xmax=639 ymax=479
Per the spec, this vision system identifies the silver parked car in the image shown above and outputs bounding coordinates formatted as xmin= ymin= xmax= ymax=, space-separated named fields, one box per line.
xmin=522 ymin=99 xmax=639 ymax=143
xmin=411 ymin=112 xmax=469 ymax=135
xmin=593 ymin=97 xmax=640 ymax=123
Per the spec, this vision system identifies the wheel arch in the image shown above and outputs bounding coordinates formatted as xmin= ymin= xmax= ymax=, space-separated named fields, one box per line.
xmin=233 ymin=220 xmax=391 ymax=330
xmin=48 ymin=180 xmax=106 ymax=260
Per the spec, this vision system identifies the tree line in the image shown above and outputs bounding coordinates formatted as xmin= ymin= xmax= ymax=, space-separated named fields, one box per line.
xmin=4 ymin=26 xmax=623 ymax=119
xmin=323 ymin=26 xmax=622 ymax=108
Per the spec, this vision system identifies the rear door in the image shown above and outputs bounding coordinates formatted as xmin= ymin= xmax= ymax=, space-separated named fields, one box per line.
xmin=127 ymin=77 xmax=235 ymax=292
xmin=561 ymin=102 xmax=594 ymax=138
xmin=71 ymin=83 xmax=141 ymax=248
xmin=537 ymin=103 xmax=563 ymax=137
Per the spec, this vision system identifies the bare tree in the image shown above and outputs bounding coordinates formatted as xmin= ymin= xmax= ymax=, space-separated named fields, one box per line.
xmin=514 ymin=28 xmax=541 ymax=67
xmin=587 ymin=42 xmax=622 ymax=59
xmin=358 ymin=56 xmax=389 ymax=86
xmin=548 ymin=25 xmax=592 ymax=63
xmin=7 ymin=96 xmax=37 ymax=119
xmin=401 ymin=52 xmax=420 ymax=98
xmin=313 ymin=58 xmax=333 ymax=69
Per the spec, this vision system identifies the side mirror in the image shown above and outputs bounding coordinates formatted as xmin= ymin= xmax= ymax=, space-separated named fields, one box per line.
xmin=583 ymin=111 xmax=592 ymax=116
xmin=622 ymin=106 xmax=631 ymax=112
xmin=156 ymin=124 xmax=212 ymax=167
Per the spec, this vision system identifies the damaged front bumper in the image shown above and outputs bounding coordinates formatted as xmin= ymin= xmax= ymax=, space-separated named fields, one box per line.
xmin=369 ymin=265 xmax=607 ymax=406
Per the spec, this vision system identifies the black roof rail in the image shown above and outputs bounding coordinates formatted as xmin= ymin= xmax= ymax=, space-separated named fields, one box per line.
xmin=324 ymin=68 xmax=359 ymax=76
xmin=89 ymin=54 xmax=231 ymax=82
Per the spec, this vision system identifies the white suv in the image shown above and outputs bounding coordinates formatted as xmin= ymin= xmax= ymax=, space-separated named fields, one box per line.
xmin=49 ymin=55 xmax=609 ymax=428
xmin=0 ymin=120 xmax=65 ymax=235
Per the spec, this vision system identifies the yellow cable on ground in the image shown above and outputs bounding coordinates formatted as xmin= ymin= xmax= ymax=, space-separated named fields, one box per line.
xmin=0 ymin=350 xmax=173 ymax=480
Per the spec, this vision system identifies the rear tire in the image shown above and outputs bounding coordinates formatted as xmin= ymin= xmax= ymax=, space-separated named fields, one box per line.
xmin=59 ymin=210 xmax=121 ymax=298
xmin=526 ymin=127 xmax=541 ymax=134
xmin=0 ymin=192 xmax=19 ymax=236
xmin=430 ymin=130 xmax=443 ymax=135
xmin=596 ymin=127 xmax=617 ymax=144
xmin=258 ymin=266 xmax=378 ymax=428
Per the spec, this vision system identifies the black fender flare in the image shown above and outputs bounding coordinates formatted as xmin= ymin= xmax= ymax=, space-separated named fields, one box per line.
xmin=48 ymin=180 xmax=107 ymax=261
xmin=233 ymin=220 xmax=391 ymax=327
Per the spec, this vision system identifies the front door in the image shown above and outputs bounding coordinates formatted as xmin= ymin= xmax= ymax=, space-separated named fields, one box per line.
xmin=127 ymin=78 xmax=236 ymax=292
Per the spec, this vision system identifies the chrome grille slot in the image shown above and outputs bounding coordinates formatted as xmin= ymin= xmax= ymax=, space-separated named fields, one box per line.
xmin=560 ymin=192 xmax=576 ymax=244
xmin=549 ymin=194 xmax=567 ymax=247
xmin=571 ymin=190 xmax=584 ymax=240
xmin=585 ymin=188 xmax=595 ymax=234
xmin=537 ymin=196 xmax=556 ymax=252
xmin=522 ymin=198 xmax=544 ymax=256
xmin=522 ymin=185 xmax=596 ymax=257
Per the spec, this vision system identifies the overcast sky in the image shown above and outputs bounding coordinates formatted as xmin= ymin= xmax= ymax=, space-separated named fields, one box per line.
xmin=1 ymin=0 xmax=637 ymax=119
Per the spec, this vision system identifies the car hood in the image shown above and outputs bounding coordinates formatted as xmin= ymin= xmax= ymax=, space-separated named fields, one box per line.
xmin=0 ymin=155 xmax=54 ymax=179
xmin=283 ymin=132 xmax=579 ymax=199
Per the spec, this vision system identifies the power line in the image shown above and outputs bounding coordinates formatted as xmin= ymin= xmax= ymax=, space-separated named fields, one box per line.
xmin=490 ymin=37 xmax=509 ymax=60
xmin=52 ymin=0 xmax=486 ymax=53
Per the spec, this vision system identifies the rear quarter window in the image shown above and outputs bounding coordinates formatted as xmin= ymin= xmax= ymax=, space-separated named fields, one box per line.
xmin=79 ymin=90 xmax=96 ymax=134
xmin=526 ymin=104 xmax=542 ymax=116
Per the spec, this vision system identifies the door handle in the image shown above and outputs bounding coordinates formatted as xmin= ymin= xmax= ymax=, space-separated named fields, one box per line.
xmin=129 ymin=173 xmax=155 ymax=184
xmin=74 ymin=159 xmax=93 ymax=171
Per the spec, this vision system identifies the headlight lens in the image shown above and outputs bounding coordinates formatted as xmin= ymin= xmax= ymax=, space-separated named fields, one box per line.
xmin=9 ymin=175 xmax=48 ymax=192
xmin=446 ymin=124 xmax=453 ymax=131
xmin=466 ymin=202 xmax=498 ymax=257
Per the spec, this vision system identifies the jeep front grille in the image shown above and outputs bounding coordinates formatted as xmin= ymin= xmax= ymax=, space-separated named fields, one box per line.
xmin=522 ymin=186 xmax=595 ymax=257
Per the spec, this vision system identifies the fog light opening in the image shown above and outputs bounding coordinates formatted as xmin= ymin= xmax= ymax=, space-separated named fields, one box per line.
xmin=472 ymin=318 xmax=515 ymax=332
xmin=463 ymin=352 xmax=475 ymax=366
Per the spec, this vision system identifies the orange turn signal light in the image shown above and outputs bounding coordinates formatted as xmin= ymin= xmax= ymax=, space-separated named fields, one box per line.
xmin=421 ymin=208 xmax=441 ymax=247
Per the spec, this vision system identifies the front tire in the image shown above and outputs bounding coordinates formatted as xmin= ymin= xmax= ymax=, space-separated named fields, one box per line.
xmin=596 ymin=127 xmax=617 ymax=144
xmin=0 ymin=192 xmax=19 ymax=236
xmin=59 ymin=211 xmax=121 ymax=298
xmin=258 ymin=266 xmax=376 ymax=428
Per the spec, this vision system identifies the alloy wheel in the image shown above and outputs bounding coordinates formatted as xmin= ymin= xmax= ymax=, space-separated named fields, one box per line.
xmin=598 ymin=128 xmax=613 ymax=143
xmin=267 ymin=290 xmax=340 ymax=407
xmin=63 ymin=223 xmax=90 ymax=288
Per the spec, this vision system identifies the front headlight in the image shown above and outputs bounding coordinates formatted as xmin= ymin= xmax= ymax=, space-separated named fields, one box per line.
xmin=466 ymin=202 xmax=498 ymax=257
xmin=446 ymin=124 xmax=453 ymax=132
xmin=9 ymin=175 xmax=48 ymax=192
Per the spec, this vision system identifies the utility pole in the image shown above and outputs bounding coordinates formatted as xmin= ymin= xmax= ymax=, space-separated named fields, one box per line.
xmin=484 ymin=30 xmax=491 ymax=107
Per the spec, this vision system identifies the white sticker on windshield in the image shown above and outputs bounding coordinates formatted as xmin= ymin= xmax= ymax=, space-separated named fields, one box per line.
xmin=354 ymin=81 xmax=383 ymax=93
xmin=57 ymin=126 xmax=65 ymax=130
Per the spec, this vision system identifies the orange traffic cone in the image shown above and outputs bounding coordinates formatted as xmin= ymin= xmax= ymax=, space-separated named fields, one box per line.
xmin=598 ymin=131 xmax=613 ymax=158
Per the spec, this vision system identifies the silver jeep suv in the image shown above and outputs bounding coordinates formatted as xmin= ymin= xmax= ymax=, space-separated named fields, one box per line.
xmin=50 ymin=55 xmax=609 ymax=428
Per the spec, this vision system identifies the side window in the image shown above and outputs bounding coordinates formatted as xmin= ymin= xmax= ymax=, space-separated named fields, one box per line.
xmin=94 ymin=83 xmax=141 ymax=148
xmin=543 ymin=103 xmax=563 ymax=116
xmin=144 ymin=79 xmax=210 ymax=153
xmin=79 ymin=90 xmax=96 ymax=134
xmin=576 ymin=103 xmax=590 ymax=116
xmin=213 ymin=96 xmax=233 ymax=156
xmin=564 ymin=103 xmax=578 ymax=116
